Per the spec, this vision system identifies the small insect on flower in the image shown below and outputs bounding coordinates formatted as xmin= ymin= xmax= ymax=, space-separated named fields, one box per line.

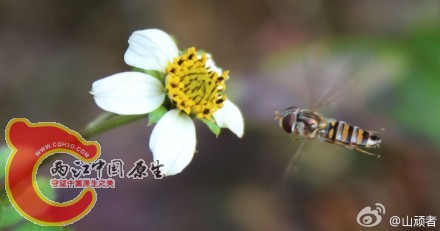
xmin=90 ymin=29 xmax=244 ymax=176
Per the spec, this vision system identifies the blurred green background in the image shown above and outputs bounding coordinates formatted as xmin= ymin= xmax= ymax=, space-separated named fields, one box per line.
xmin=1 ymin=0 xmax=440 ymax=230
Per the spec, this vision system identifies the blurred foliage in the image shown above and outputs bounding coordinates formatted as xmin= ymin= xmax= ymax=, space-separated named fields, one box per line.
xmin=331 ymin=27 xmax=440 ymax=149
xmin=0 ymin=146 xmax=8 ymax=180
xmin=391 ymin=28 xmax=440 ymax=147
xmin=334 ymin=28 xmax=440 ymax=148
xmin=0 ymin=146 xmax=73 ymax=230
xmin=12 ymin=222 xmax=72 ymax=231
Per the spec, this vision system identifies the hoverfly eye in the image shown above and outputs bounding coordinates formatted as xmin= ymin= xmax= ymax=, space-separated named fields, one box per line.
xmin=283 ymin=106 xmax=298 ymax=112
xmin=281 ymin=113 xmax=297 ymax=133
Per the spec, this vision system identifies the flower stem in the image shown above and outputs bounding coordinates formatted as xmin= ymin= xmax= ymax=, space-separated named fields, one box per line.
xmin=81 ymin=112 xmax=147 ymax=139
xmin=37 ymin=113 xmax=146 ymax=167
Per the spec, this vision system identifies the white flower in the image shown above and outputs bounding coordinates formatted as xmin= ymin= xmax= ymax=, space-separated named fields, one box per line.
xmin=91 ymin=29 xmax=244 ymax=176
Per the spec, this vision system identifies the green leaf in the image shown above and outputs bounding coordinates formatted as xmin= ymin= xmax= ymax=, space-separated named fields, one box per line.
xmin=36 ymin=177 xmax=56 ymax=201
xmin=1 ymin=145 xmax=11 ymax=210
xmin=0 ymin=200 xmax=23 ymax=229
xmin=14 ymin=221 xmax=73 ymax=231
xmin=0 ymin=146 xmax=11 ymax=179
xmin=201 ymin=119 xmax=221 ymax=137
xmin=0 ymin=176 xmax=56 ymax=229
xmin=148 ymin=106 xmax=167 ymax=125
xmin=0 ymin=186 xmax=8 ymax=207
xmin=0 ymin=147 xmax=55 ymax=227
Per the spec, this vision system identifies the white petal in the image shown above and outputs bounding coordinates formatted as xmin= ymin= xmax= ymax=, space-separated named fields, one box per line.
xmin=204 ymin=53 xmax=223 ymax=75
xmin=149 ymin=109 xmax=196 ymax=176
xmin=213 ymin=100 xmax=244 ymax=138
xmin=124 ymin=29 xmax=179 ymax=72
xmin=91 ymin=72 xmax=165 ymax=115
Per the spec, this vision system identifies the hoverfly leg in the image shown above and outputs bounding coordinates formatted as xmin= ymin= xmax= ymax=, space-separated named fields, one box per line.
xmin=354 ymin=147 xmax=381 ymax=158
xmin=283 ymin=140 xmax=306 ymax=180
xmin=370 ymin=128 xmax=385 ymax=134
xmin=292 ymin=136 xmax=303 ymax=142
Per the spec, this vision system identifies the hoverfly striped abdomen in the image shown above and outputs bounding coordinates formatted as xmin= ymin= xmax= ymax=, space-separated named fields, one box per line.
xmin=320 ymin=121 xmax=381 ymax=150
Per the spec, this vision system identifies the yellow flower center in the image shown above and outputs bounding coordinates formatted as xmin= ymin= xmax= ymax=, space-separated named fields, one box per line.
xmin=165 ymin=47 xmax=228 ymax=120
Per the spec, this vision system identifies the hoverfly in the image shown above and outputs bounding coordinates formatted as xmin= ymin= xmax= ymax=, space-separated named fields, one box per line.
xmin=275 ymin=106 xmax=382 ymax=157
xmin=275 ymin=49 xmax=383 ymax=177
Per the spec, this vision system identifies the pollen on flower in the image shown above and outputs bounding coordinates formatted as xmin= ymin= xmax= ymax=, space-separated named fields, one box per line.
xmin=165 ymin=47 xmax=228 ymax=120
